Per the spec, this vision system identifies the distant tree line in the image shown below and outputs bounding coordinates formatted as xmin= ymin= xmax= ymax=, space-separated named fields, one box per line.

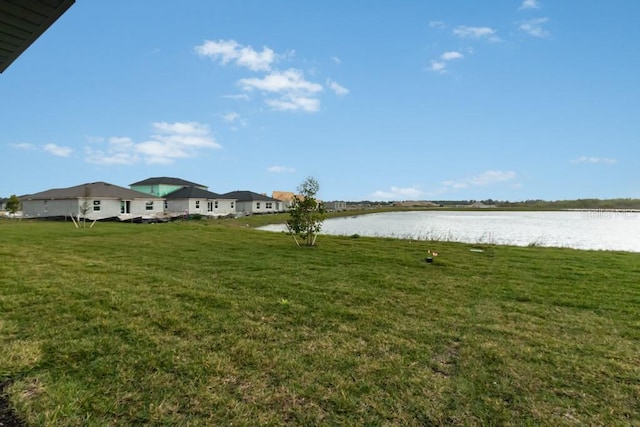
xmin=344 ymin=198 xmax=640 ymax=209
xmin=497 ymin=198 xmax=640 ymax=209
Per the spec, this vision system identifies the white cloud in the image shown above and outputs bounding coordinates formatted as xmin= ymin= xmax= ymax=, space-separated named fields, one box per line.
xmin=136 ymin=140 xmax=189 ymax=164
xmin=442 ymin=170 xmax=516 ymax=189
xmin=429 ymin=21 xmax=446 ymax=29
xmin=222 ymin=94 xmax=250 ymax=101
xmin=441 ymin=51 xmax=464 ymax=61
xmin=10 ymin=143 xmax=36 ymax=150
xmin=571 ymin=156 xmax=617 ymax=165
xmin=221 ymin=112 xmax=247 ymax=128
xmin=519 ymin=0 xmax=541 ymax=10
xmin=429 ymin=61 xmax=447 ymax=73
xmin=222 ymin=112 xmax=240 ymax=123
xmin=327 ymin=79 xmax=349 ymax=96
xmin=519 ymin=17 xmax=550 ymax=38
xmin=429 ymin=52 xmax=463 ymax=73
xmin=372 ymin=186 xmax=425 ymax=200
xmin=266 ymin=95 xmax=321 ymax=112
xmin=440 ymin=52 xmax=464 ymax=61
xmin=197 ymin=40 xmax=343 ymax=113
xmin=85 ymin=137 xmax=139 ymax=165
xmin=453 ymin=26 xmax=500 ymax=41
xmin=267 ymin=165 xmax=295 ymax=173
xmin=239 ymin=69 xmax=323 ymax=112
xmin=194 ymin=39 xmax=276 ymax=72
xmin=43 ymin=144 xmax=72 ymax=157
xmin=239 ymin=69 xmax=322 ymax=93
xmin=85 ymin=121 xmax=221 ymax=165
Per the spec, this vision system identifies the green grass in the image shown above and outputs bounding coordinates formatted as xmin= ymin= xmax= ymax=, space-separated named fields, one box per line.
xmin=1 ymin=219 xmax=639 ymax=425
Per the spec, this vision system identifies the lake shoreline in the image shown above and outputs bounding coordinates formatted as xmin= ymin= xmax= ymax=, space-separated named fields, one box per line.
xmin=259 ymin=210 xmax=640 ymax=253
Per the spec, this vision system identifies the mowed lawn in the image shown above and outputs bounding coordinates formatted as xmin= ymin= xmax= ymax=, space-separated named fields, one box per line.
xmin=1 ymin=219 xmax=639 ymax=426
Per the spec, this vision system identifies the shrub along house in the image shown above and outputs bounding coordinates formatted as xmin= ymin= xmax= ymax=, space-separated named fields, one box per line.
xmin=221 ymin=190 xmax=282 ymax=215
xmin=21 ymin=182 xmax=164 ymax=221
xmin=164 ymin=186 xmax=236 ymax=217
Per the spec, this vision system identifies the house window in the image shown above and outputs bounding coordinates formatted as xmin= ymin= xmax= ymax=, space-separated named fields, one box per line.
xmin=214 ymin=201 xmax=218 ymax=209
xmin=146 ymin=201 xmax=154 ymax=211
xmin=231 ymin=202 xmax=234 ymax=209
xmin=164 ymin=200 xmax=168 ymax=209
xmin=256 ymin=202 xmax=261 ymax=209
xmin=93 ymin=200 xmax=101 ymax=211
xmin=207 ymin=201 xmax=213 ymax=212
xmin=195 ymin=201 xmax=200 ymax=209
xmin=44 ymin=200 xmax=48 ymax=212
xmin=266 ymin=202 xmax=273 ymax=209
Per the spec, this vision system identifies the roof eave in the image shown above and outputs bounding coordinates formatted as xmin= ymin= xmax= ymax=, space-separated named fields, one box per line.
xmin=0 ymin=0 xmax=76 ymax=73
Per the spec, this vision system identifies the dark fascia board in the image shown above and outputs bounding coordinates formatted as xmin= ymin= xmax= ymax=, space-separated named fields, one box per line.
xmin=0 ymin=0 xmax=76 ymax=73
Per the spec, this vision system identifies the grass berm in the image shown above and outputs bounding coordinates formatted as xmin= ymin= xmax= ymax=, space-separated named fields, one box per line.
xmin=1 ymin=217 xmax=639 ymax=425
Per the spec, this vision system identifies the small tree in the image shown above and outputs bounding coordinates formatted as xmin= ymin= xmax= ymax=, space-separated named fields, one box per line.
xmin=287 ymin=177 xmax=326 ymax=247
xmin=6 ymin=194 xmax=21 ymax=215
xmin=78 ymin=185 xmax=91 ymax=227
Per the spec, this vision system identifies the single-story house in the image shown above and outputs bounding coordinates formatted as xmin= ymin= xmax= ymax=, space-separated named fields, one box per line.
xmin=272 ymin=191 xmax=296 ymax=211
xmin=221 ymin=191 xmax=282 ymax=215
xmin=468 ymin=201 xmax=494 ymax=208
xmin=324 ymin=201 xmax=347 ymax=212
xmin=130 ymin=177 xmax=208 ymax=197
xmin=164 ymin=186 xmax=236 ymax=217
xmin=21 ymin=181 xmax=164 ymax=221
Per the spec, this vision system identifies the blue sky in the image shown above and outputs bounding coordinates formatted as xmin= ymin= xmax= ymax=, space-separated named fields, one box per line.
xmin=2 ymin=0 xmax=639 ymax=201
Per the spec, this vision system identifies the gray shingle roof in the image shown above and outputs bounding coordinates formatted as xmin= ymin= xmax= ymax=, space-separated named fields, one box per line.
xmin=165 ymin=186 xmax=230 ymax=200
xmin=129 ymin=177 xmax=207 ymax=188
xmin=24 ymin=182 xmax=162 ymax=200
xmin=220 ymin=191 xmax=278 ymax=202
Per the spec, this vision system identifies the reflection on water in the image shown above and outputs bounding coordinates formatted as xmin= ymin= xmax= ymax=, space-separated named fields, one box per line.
xmin=259 ymin=210 xmax=640 ymax=252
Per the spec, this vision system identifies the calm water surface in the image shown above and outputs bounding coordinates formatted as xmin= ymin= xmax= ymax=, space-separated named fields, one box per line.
xmin=259 ymin=211 xmax=640 ymax=252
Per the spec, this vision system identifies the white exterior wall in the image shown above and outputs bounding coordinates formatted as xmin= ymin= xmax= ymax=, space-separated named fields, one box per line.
xmin=236 ymin=200 xmax=279 ymax=214
xmin=23 ymin=199 xmax=78 ymax=218
xmin=189 ymin=199 xmax=205 ymax=215
xmin=325 ymin=201 xmax=347 ymax=211
xmin=212 ymin=199 xmax=236 ymax=216
xmin=129 ymin=199 xmax=163 ymax=216
xmin=167 ymin=199 xmax=236 ymax=216
xmin=89 ymin=199 xmax=122 ymax=219
xmin=276 ymin=200 xmax=292 ymax=212
xmin=166 ymin=199 xmax=189 ymax=215
xmin=235 ymin=201 xmax=253 ymax=213
xmin=22 ymin=198 xmax=163 ymax=220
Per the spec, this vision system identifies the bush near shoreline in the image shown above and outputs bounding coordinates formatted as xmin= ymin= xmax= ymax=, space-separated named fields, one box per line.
xmin=1 ymin=219 xmax=639 ymax=425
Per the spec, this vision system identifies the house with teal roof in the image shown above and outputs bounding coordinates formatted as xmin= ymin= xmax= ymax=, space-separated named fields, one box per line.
xmin=130 ymin=177 xmax=208 ymax=197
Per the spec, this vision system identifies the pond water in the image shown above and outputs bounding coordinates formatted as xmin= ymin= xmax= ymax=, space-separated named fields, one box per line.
xmin=258 ymin=210 xmax=640 ymax=252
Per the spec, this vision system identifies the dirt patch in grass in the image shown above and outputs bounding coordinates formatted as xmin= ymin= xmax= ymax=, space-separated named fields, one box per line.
xmin=432 ymin=338 xmax=461 ymax=378
xmin=0 ymin=380 xmax=25 ymax=427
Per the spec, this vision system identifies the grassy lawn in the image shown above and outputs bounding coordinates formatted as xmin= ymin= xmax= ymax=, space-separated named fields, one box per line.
xmin=1 ymin=219 xmax=639 ymax=425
